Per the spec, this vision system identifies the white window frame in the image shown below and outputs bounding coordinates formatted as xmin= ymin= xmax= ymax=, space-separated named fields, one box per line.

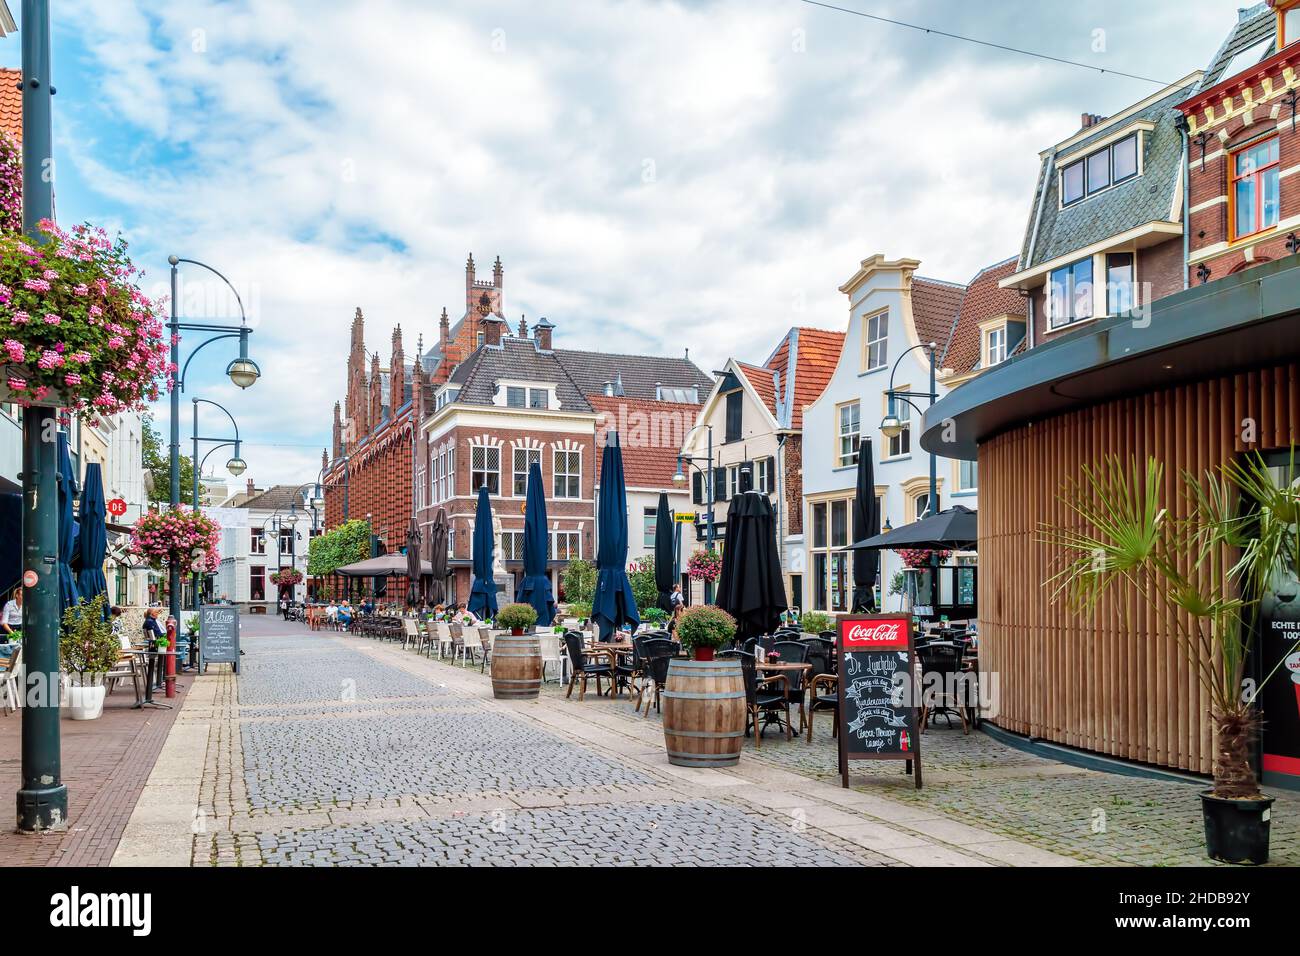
xmin=987 ymin=326 xmax=1007 ymax=366
xmin=864 ymin=310 xmax=888 ymax=371
xmin=885 ymin=392 xmax=911 ymax=460
xmin=553 ymin=448 xmax=581 ymax=499
xmin=837 ymin=401 xmax=861 ymax=467
xmin=552 ymin=530 xmax=581 ymax=561
xmin=471 ymin=444 xmax=501 ymax=496
xmin=513 ymin=446 xmax=541 ymax=497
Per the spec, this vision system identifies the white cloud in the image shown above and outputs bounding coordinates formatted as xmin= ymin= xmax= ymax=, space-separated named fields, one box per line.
xmin=42 ymin=0 xmax=1239 ymax=485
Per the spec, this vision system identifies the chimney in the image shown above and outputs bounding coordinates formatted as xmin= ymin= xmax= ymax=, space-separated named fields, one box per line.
xmin=518 ymin=314 xmax=528 ymax=337
xmin=246 ymin=478 xmax=255 ymax=497
xmin=483 ymin=314 xmax=504 ymax=347
xmin=534 ymin=317 xmax=554 ymax=351
xmin=493 ymin=255 xmax=503 ymax=288
xmin=1080 ymin=112 xmax=1106 ymax=130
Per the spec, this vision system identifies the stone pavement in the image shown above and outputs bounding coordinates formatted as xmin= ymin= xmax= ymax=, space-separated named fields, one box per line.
xmin=117 ymin=617 xmax=1080 ymax=866
xmin=0 ymin=663 xmax=195 ymax=866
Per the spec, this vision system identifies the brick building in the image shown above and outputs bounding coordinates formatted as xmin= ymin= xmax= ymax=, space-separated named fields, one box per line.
xmin=326 ymin=255 xmax=713 ymax=604
xmin=1180 ymin=2 xmax=1300 ymax=282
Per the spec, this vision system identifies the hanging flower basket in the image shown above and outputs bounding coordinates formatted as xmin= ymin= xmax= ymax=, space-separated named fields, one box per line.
xmin=687 ymin=548 xmax=722 ymax=582
xmin=0 ymin=210 xmax=170 ymax=417
xmin=270 ymin=568 xmax=303 ymax=587
xmin=895 ymin=548 xmax=952 ymax=569
xmin=129 ymin=508 xmax=221 ymax=575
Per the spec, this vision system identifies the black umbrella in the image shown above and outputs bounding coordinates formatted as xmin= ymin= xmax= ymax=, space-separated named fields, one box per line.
xmin=715 ymin=490 xmax=785 ymax=642
xmin=592 ymin=431 xmax=639 ymax=640
xmin=405 ymin=515 xmax=422 ymax=607
xmin=850 ymin=440 xmax=880 ymax=612
xmin=337 ymin=553 xmax=432 ymax=576
xmin=653 ymin=492 xmax=675 ymax=613
xmin=848 ymin=504 xmax=978 ymax=551
xmin=77 ymin=462 xmax=109 ymax=616
xmin=467 ymin=486 xmax=499 ymax=619
xmin=427 ymin=508 xmax=448 ymax=606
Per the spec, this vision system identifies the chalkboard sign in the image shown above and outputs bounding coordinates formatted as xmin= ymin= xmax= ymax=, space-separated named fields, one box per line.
xmin=836 ymin=613 xmax=921 ymax=789
xmin=200 ymin=604 xmax=240 ymax=673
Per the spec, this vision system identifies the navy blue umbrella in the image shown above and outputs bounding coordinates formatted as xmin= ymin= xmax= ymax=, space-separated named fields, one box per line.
xmin=467 ymin=485 xmax=498 ymax=619
xmin=56 ymin=431 xmax=81 ymax=618
xmin=515 ymin=462 xmax=556 ymax=627
xmin=77 ymin=462 xmax=109 ymax=616
xmin=592 ymin=431 xmax=639 ymax=641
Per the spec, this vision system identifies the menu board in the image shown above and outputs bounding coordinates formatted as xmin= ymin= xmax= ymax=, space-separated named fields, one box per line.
xmin=836 ymin=613 xmax=921 ymax=789
xmin=199 ymin=604 xmax=240 ymax=673
xmin=1259 ymin=585 xmax=1300 ymax=785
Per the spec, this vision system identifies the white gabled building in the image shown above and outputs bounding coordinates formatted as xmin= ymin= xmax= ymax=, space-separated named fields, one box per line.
xmin=801 ymin=254 xmax=1022 ymax=614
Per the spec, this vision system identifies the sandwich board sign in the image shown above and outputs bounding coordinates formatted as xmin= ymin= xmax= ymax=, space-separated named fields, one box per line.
xmin=836 ymin=613 xmax=921 ymax=789
xmin=199 ymin=604 xmax=240 ymax=674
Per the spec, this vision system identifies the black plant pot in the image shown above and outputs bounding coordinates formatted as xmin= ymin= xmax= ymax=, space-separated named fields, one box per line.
xmin=1201 ymin=790 xmax=1274 ymax=865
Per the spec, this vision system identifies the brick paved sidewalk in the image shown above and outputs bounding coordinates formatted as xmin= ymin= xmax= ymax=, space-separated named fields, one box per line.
xmin=0 ymin=667 xmax=195 ymax=866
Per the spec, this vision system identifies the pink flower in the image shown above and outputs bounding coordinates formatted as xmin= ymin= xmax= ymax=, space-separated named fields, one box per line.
xmin=42 ymin=313 xmax=61 ymax=325
xmin=22 ymin=278 xmax=50 ymax=292
xmin=11 ymin=310 xmax=28 ymax=325
xmin=41 ymin=269 xmax=57 ymax=281
xmin=3 ymin=339 xmax=23 ymax=361
xmin=63 ymin=372 xmax=81 ymax=387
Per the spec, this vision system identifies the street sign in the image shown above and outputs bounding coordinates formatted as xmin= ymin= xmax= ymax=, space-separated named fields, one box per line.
xmin=199 ymin=604 xmax=240 ymax=674
xmin=673 ymin=511 xmax=696 ymax=523
xmin=836 ymin=613 xmax=921 ymax=789
xmin=107 ymin=498 xmax=127 ymax=517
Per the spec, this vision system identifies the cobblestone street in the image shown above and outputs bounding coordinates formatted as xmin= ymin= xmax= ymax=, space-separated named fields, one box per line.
xmin=110 ymin=616 xmax=1299 ymax=867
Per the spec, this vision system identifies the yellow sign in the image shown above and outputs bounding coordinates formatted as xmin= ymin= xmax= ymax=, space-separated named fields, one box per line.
xmin=674 ymin=512 xmax=697 ymax=523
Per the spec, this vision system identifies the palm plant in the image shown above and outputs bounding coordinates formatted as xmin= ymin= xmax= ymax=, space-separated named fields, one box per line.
xmin=1043 ymin=452 xmax=1300 ymax=800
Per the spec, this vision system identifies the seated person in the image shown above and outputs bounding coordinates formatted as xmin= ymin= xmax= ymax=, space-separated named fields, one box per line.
xmin=337 ymin=602 xmax=353 ymax=630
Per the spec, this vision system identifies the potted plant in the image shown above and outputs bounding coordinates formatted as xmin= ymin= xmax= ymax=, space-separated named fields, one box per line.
xmin=567 ymin=601 xmax=592 ymax=626
xmin=496 ymin=602 xmax=538 ymax=636
xmin=687 ymin=548 xmax=722 ymax=583
xmin=641 ymin=606 xmax=668 ymax=627
xmin=675 ymin=605 xmax=736 ymax=661
xmin=1045 ymin=454 xmax=1300 ymax=864
xmin=59 ymin=595 xmax=120 ymax=720
xmin=800 ymin=611 xmax=833 ymax=638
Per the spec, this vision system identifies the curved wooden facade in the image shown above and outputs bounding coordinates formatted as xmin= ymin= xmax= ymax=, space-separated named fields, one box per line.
xmin=977 ymin=360 xmax=1300 ymax=774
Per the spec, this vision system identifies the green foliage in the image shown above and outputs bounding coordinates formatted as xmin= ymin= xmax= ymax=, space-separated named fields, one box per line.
xmin=676 ymin=605 xmax=736 ymax=653
xmin=562 ymin=558 xmax=596 ymax=605
xmin=184 ymin=614 xmax=199 ymax=636
xmin=308 ymin=519 xmax=371 ymax=576
xmin=142 ymin=415 xmax=195 ymax=504
xmin=565 ymin=601 xmax=592 ymax=621
xmin=627 ymin=557 xmax=659 ymax=612
xmin=888 ymin=571 xmax=906 ymax=597
xmin=800 ymin=611 xmax=833 ymax=635
xmin=1043 ymin=452 xmax=1300 ymax=798
xmin=641 ymin=606 xmax=668 ymax=625
xmin=496 ymin=603 xmax=539 ymax=631
xmin=59 ymin=595 xmax=119 ymax=681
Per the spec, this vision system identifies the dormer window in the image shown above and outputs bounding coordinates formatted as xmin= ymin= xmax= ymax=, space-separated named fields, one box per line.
xmin=499 ymin=381 xmax=554 ymax=410
xmin=1284 ymin=4 xmax=1300 ymax=47
xmin=986 ymin=327 xmax=1007 ymax=367
xmin=1061 ymin=133 xmax=1139 ymax=206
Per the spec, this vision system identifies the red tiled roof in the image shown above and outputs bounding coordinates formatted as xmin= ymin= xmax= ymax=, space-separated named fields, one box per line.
xmin=784 ymin=327 xmax=843 ymax=430
xmin=910 ymin=278 xmax=966 ymax=352
xmin=0 ymin=69 xmax=20 ymax=142
xmin=943 ymin=257 xmax=1024 ymax=375
xmin=736 ymin=361 xmax=778 ymax=418
xmin=588 ymin=395 xmax=698 ymax=489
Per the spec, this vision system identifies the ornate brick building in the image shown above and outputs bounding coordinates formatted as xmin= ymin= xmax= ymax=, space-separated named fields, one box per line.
xmin=324 ymin=255 xmax=713 ymax=604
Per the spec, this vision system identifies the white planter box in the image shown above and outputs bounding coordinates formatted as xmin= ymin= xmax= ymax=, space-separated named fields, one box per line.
xmin=66 ymin=682 xmax=106 ymax=720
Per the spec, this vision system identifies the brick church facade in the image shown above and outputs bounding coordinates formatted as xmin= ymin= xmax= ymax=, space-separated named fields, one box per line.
xmin=323 ymin=255 xmax=713 ymax=604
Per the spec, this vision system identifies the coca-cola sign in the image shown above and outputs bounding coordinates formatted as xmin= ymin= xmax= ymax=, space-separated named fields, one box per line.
xmin=841 ymin=617 xmax=908 ymax=650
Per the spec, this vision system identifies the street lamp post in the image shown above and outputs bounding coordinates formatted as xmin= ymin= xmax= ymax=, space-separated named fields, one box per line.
xmin=167 ymin=255 xmax=259 ymax=636
xmin=262 ymin=499 xmax=304 ymax=612
xmin=190 ymin=398 xmax=245 ymax=615
xmin=672 ymin=424 xmax=715 ymax=602
xmin=16 ymin=0 xmax=67 ymax=833
xmin=880 ymin=341 xmax=941 ymax=612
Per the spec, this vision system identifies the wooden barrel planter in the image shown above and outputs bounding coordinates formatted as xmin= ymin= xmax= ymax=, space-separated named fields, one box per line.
xmin=661 ymin=658 xmax=745 ymax=767
xmin=490 ymin=632 xmax=542 ymax=700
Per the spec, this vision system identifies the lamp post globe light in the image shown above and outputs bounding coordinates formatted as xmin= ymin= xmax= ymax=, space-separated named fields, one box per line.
xmin=167 ymin=255 xmax=258 ymax=633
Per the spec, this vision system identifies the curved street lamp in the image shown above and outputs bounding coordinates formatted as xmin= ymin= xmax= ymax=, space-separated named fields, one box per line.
xmin=167 ymin=255 xmax=259 ymax=629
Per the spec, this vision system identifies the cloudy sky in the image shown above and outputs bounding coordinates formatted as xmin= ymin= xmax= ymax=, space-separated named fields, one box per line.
xmin=2 ymin=0 xmax=1244 ymax=486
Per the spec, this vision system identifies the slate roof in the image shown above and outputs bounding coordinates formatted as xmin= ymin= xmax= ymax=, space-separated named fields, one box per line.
xmin=588 ymin=395 xmax=695 ymax=488
xmin=0 ymin=68 xmax=19 ymax=141
xmin=446 ymin=335 xmax=592 ymax=411
xmin=552 ymin=347 xmax=714 ymax=401
xmin=1016 ymin=77 xmax=1199 ymax=271
xmin=241 ymin=484 xmax=310 ymax=514
xmin=1197 ymin=3 xmax=1275 ymax=91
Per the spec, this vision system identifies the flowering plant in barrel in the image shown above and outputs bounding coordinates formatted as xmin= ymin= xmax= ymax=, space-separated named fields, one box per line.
xmin=687 ymin=548 xmax=722 ymax=582
xmin=496 ymin=602 xmax=538 ymax=636
xmin=130 ymin=508 xmax=221 ymax=575
xmin=675 ymin=605 xmax=736 ymax=661
xmin=0 ymin=216 xmax=170 ymax=417
xmin=1044 ymin=453 xmax=1300 ymax=864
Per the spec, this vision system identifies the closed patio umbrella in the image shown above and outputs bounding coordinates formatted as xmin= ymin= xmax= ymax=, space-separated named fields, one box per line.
xmin=653 ymin=492 xmax=675 ymax=613
xmin=57 ymin=431 xmax=81 ymax=618
xmin=715 ymin=490 xmax=785 ymax=642
xmin=76 ymin=462 xmax=109 ymax=616
xmin=427 ymin=508 xmax=448 ymax=606
xmin=850 ymin=440 xmax=880 ymax=612
xmin=467 ymin=485 xmax=498 ymax=619
xmin=592 ymin=431 xmax=639 ymax=641
xmin=516 ymin=462 xmax=556 ymax=626
xmin=405 ymin=515 xmax=423 ymax=607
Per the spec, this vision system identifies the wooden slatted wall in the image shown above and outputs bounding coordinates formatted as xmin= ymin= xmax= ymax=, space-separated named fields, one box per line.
xmin=978 ymin=360 xmax=1300 ymax=774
